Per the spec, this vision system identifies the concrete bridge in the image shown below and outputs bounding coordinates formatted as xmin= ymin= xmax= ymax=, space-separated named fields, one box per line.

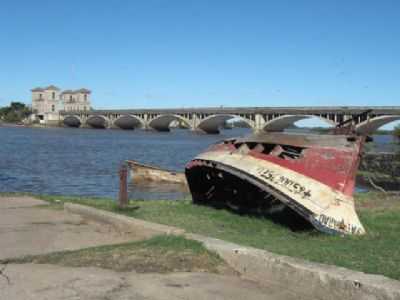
xmin=60 ymin=106 xmax=400 ymax=134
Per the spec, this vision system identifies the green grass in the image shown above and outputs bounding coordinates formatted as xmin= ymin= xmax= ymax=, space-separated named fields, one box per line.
xmin=1 ymin=235 xmax=226 ymax=274
xmin=2 ymin=192 xmax=400 ymax=280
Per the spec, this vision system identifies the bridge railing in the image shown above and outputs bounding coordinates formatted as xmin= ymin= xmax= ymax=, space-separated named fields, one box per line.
xmin=59 ymin=106 xmax=400 ymax=116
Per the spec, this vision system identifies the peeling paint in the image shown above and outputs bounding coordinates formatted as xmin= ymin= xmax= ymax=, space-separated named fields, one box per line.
xmin=185 ymin=132 xmax=366 ymax=235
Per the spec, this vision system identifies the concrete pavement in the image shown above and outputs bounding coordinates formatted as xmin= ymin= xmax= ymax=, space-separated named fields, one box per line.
xmin=0 ymin=264 xmax=298 ymax=300
xmin=0 ymin=196 xmax=152 ymax=260
xmin=0 ymin=196 xmax=296 ymax=300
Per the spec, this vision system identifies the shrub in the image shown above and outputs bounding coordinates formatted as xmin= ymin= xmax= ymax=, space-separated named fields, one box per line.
xmin=394 ymin=125 xmax=400 ymax=142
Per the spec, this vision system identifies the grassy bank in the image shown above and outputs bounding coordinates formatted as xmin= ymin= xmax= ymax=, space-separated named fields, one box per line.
xmin=1 ymin=235 xmax=228 ymax=274
xmin=3 ymin=192 xmax=400 ymax=280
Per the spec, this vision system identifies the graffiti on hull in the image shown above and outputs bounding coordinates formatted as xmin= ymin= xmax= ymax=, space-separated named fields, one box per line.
xmin=317 ymin=214 xmax=363 ymax=235
xmin=256 ymin=167 xmax=312 ymax=199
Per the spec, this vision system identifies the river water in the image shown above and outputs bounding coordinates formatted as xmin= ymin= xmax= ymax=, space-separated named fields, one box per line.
xmin=0 ymin=127 xmax=249 ymax=199
xmin=0 ymin=126 xmax=397 ymax=199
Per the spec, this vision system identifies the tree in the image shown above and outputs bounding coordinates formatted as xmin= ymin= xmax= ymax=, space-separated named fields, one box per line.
xmin=0 ymin=102 xmax=31 ymax=123
xmin=10 ymin=102 xmax=25 ymax=110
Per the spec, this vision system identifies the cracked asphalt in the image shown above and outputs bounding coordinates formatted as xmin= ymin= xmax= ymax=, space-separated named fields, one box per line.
xmin=0 ymin=196 xmax=298 ymax=300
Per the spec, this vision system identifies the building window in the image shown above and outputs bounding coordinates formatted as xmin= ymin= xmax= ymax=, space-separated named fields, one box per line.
xmin=84 ymin=106 xmax=86 ymax=111
xmin=52 ymin=105 xmax=55 ymax=112
xmin=84 ymin=94 xmax=87 ymax=101
xmin=52 ymin=92 xmax=55 ymax=99
xmin=39 ymin=94 xmax=42 ymax=99
xmin=70 ymin=95 xmax=72 ymax=101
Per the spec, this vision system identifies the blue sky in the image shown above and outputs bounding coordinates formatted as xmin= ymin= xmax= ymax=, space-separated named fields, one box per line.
xmin=0 ymin=0 xmax=399 ymax=115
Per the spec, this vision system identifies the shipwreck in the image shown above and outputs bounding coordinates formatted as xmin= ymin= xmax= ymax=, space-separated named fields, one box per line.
xmin=185 ymin=127 xmax=369 ymax=235
xmin=127 ymin=113 xmax=371 ymax=235
xmin=126 ymin=160 xmax=187 ymax=185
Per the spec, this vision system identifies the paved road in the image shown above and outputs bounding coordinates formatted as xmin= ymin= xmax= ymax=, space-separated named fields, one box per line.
xmin=0 ymin=264 xmax=299 ymax=300
xmin=0 ymin=196 xmax=298 ymax=300
xmin=0 ymin=196 xmax=150 ymax=259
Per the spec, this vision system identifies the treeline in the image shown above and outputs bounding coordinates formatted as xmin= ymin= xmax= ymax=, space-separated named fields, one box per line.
xmin=0 ymin=102 xmax=31 ymax=123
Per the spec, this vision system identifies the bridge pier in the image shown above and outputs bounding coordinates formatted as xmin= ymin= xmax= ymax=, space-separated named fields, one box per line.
xmin=253 ymin=113 xmax=266 ymax=133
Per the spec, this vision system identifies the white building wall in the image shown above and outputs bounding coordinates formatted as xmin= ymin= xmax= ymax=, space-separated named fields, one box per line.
xmin=62 ymin=92 xmax=91 ymax=112
xmin=31 ymin=86 xmax=92 ymax=124
xmin=31 ymin=88 xmax=61 ymax=115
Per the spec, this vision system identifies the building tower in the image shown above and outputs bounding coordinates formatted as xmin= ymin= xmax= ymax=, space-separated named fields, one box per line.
xmin=31 ymin=85 xmax=62 ymax=125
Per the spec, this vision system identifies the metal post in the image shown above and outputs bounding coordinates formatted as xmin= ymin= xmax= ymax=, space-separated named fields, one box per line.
xmin=118 ymin=164 xmax=128 ymax=208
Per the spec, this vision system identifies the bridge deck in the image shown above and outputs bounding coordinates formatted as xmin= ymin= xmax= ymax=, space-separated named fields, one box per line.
xmin=60 ymin=106 xmax=400 ymax=115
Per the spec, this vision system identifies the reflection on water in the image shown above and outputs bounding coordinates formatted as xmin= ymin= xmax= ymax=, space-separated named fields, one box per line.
xmin=0 ymin=126 xmax=397 ymax=200
xmin=366 ymin=135 xmax=399 ymax=152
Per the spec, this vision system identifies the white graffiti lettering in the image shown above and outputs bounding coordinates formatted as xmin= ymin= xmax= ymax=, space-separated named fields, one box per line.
xmin=256 ymin=167 xmax=312 ymax=199
xmin=318 ymin=214 xmax=363 ymax=234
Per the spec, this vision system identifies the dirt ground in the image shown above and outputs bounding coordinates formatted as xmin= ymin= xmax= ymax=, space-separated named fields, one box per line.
xmin=0 ymin=196 xmax=297 ymax=300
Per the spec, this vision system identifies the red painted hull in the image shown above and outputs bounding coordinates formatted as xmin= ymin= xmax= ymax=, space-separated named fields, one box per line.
xmin=185 ymin=132 xmax=366 ymax=235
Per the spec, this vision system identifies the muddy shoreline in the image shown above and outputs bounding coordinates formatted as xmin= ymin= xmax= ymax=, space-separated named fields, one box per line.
xmin=359 ymin=152 xmax=400 ymax=191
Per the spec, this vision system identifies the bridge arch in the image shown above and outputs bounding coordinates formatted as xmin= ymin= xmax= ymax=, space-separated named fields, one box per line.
xmin=114 ymin=114 xmax=145 ymax=130
xmin=356 ymin=115 xmax=400 ymax=135
xmin=197 ymin=114 xmax=254 ymax=134
xmin=148 ymin=114 xmax=191 ymax=132
xmin=263 ymin=115 xmax=335 ymax=132
xmin=86 ymin=115 xmax=110 ymax=129
xmin=63 ymin=115 xmax=82 ymax=128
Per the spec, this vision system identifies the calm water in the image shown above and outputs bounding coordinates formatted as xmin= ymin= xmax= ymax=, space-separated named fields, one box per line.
xmin=0 ymin=126 xmax=397 ymax=199
xmin=0 ymin=127 xmax=249 ymax=199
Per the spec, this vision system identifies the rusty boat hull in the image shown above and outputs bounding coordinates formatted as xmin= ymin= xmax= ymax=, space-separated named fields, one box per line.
xmin=185 ymin=132 xmax=366 ymax=235
xmin=127 ymin=160 xmax=187 ymax=185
